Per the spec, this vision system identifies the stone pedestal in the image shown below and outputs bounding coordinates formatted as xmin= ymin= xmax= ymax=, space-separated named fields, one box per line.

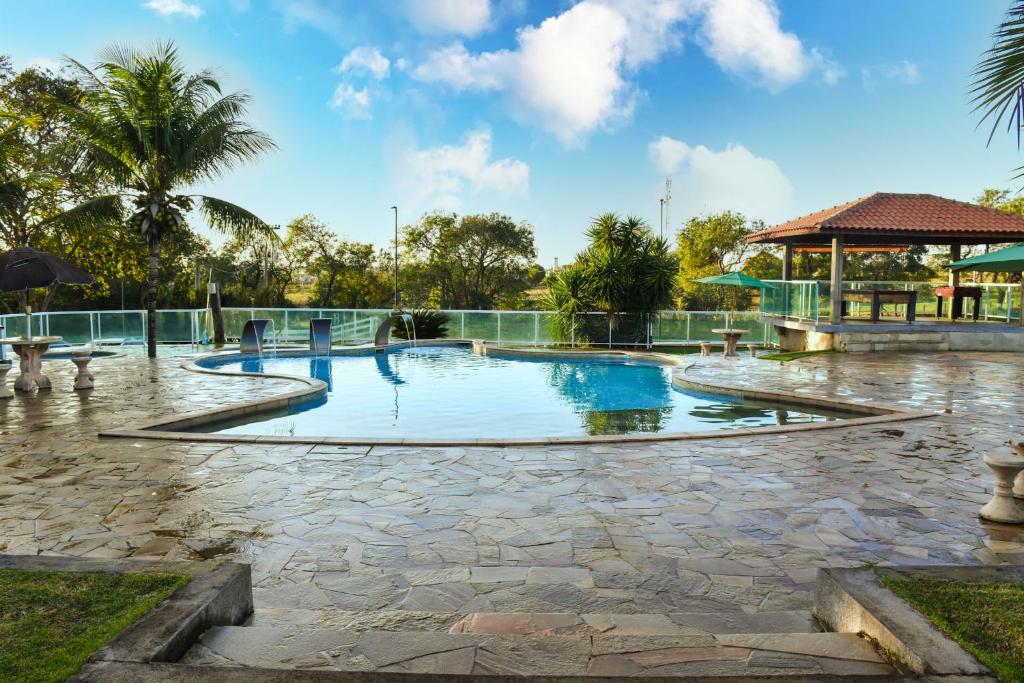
xmin=699 ymin=342 xmax=711 ymax=357
xmin=980 ymin=447 xmax=1024 ymax=524
xmin=712 ymin=329 xmax=748 ymax=358
xmin=72 ymin=353 xmax=94 ymax=390
xmin=0 ymin=362 xmax=12 ymax=399
xmin=747 ymin=344 xmax=758 ymax=357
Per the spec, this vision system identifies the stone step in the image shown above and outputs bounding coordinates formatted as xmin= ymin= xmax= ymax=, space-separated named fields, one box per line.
xmin=248 ymin=608 xmax=819 ymax=636
xmin=182 ymin=626 xmax=893 ymax=678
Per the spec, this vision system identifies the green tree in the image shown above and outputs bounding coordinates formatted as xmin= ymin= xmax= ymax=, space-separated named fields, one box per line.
xmin=0 ymin=57 xmax=128 ymax=313
xmin=545 ymin=214 xmax=677 ymax=345
xmin=61 ymin=42 xmax=276 ymax=357
xmin=402 ymin=212 xmax=537 ymax=309
xmin=284 ymin=214 xmax=391 ymax=308
xmin=676 ymin=211 xmax=764 ymax=310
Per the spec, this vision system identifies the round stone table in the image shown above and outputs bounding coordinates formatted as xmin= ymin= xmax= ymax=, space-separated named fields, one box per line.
xmin=0 ymin=336 xmax=62 ymax=392
xmin=711 ymin=328 xmax=748 ymax=358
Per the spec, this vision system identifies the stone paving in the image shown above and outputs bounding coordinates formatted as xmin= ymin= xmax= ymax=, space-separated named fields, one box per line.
xmin=1 ymin=350 xmax=1023 ymax=676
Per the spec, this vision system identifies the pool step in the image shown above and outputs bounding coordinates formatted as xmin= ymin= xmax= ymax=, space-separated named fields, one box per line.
xmin=247 ymin=608 xmax=820 ymax=636
xmin=182 ymin=626 xmax=893 ymax=678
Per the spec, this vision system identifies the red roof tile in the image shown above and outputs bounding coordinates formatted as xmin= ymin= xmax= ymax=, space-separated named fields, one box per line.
xmin=747 ymin=192 xmax=1024 ymax=243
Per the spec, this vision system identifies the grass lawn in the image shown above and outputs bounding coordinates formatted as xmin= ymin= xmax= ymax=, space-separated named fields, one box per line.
xmin=758 ymin=349 xmax=835 ymax=362
xmin=0 ymin=569 xmax=190 ymax=683
xmin=880 ymin=574 xmax=1024 ymax=682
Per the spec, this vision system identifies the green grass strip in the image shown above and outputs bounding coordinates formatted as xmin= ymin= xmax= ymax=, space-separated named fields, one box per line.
xmin=0 ymin=569 xmax=190 ymax=683
xmin=880 ymin=574 xmax=1024 ymax=682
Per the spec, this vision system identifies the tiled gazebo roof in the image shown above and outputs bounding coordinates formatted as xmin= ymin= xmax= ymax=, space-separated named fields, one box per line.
xmin=747 ymin=192 xmax=1024 ymax=245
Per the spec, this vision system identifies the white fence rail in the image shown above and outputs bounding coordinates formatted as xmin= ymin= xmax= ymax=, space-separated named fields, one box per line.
xmin=0 ymin=308 xmax=776 ymax=348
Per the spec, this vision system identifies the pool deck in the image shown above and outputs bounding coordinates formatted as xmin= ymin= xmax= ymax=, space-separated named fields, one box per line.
xmin=2 ymin=351 xmax=1023 ymax=676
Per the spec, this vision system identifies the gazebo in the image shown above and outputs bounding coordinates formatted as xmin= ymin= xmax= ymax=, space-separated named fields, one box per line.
xmin=747 ymin=192 xmax=1024 ymax=352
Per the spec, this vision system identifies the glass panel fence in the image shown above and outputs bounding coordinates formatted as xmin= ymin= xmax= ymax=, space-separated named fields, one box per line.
xmin=1 ymin=306 xmax=786 ymax=349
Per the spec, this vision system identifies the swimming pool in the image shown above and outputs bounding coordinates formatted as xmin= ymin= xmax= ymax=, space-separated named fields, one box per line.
xmin=192 ymin=345 xmax=855 ymax=440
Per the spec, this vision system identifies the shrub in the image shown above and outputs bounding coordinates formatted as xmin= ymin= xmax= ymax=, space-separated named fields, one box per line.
xmin=392 ymin=309 xmax=449 ymax=339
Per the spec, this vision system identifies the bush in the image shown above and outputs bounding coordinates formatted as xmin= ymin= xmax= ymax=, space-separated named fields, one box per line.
xmin=392 ymin=309 xmax=449 ymax=339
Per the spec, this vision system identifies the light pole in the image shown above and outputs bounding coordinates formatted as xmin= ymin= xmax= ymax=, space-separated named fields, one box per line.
xmin=659 ymin=198 xmax=664 ymax=239
xmin=391 ymin=206 xmax=399 ymax=309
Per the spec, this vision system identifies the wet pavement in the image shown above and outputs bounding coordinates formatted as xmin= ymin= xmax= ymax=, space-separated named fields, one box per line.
xmin=1 ymin=350 xmax=1022 ymax=674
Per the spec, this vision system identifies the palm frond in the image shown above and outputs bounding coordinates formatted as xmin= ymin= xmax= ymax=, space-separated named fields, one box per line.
xmin=972 ymin=1 xmax=1024 ymax=146
xmin=40 ymin=195 xmax=126 ymax=232
xmin=196 ymin=195 xmax=273 ymax=242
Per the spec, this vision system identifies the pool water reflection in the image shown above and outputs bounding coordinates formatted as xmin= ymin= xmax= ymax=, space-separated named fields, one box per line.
xmin=198 ymin=346 xmax=853 ymax=439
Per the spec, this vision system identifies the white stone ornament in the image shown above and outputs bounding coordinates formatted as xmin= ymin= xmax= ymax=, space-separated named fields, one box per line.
xmin=980 ymin=446 xmax=1024 ymax=524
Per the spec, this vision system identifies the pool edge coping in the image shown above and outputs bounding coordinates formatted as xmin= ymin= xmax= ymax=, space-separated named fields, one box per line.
xmin=99 ymin=341 xmax=939 ymax=446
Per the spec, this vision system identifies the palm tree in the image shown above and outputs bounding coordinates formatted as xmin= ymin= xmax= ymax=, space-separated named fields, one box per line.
xmin=545 ymin=214 xmax=677 ymax=346
xmin=62 ymin=42 xmax=276 ymax=357
xmin=973 ymin=1 xmax=1024 ymax=176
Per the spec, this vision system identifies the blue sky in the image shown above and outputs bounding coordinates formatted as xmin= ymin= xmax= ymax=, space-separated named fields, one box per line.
xmin=1 ymin=0 xmax=1020 ymax=265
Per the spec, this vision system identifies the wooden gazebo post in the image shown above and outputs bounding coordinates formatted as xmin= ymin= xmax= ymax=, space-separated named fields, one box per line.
xmin=782 ymin=243 xmax=794 ymax=281
xmin=829 ymin=235 xmax=844 ymax=323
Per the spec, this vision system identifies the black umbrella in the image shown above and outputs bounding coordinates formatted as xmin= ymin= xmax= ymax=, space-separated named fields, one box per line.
xmin=0 ymin=247 xmax=94 ymax=292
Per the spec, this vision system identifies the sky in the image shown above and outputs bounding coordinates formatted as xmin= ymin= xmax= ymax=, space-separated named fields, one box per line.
xmin=1 ymin=0 xmax=1021 ymax=266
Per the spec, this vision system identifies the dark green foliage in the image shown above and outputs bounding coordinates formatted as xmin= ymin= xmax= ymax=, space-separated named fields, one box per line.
xmin=392 ymin=309 xmax=449 ymax=339
xmin=0 ymin=569 xmax=189 ymax=683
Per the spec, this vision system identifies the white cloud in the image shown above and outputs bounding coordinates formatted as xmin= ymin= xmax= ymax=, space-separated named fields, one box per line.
xmin=413 ymin=2 xmax=636 ymax=146
xmin=405 ymin=0 xmax=492 ymax=36
xmin=862 ymin=60 xmax=920 ymax=90
xmin=274 ymin=0 xmax=344 ymax=42
xmin=336 ymin=47 xmax=390 ymax=80
xmin=144 ymin=0 xmax=203 ymax=18
xmin=397 ymin=129 xmax=529 ymax=209
xmin=329 ymin=83 xmax=372 ymax=119
xmin=649 ymin=136 xmax=690 ymax=175
xmin=412 ymin=0 xmax=835 ymax=146
xmin=650 ymin=136 xmax=794 ymax=221
xmin=699 ymin=0 xmax=826 ymax=89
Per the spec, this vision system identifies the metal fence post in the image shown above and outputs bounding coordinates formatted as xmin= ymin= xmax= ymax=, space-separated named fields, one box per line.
xmin=461 ymin=312 xmax=465 ymax=338
xmin=497 ymin=311 xmax=501 ymax=344
xmin=534 ymin=312 xmax=539 ymax=346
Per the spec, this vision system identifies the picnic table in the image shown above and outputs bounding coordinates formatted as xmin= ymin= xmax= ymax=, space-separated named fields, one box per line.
xmin=711 ymin=328 xmax=748 ymax=358
xmin=935 ymin=285 xmax=982 ymax=321
xmin=0 ymin=336 xmax=62 ymax=391
xmin=840 ymin=289 xmax=916 ymax=322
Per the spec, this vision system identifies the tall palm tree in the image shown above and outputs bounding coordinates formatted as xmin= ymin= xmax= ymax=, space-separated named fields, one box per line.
xmin=973 ymin=0 xmax=1024 ymax=176
xmin=62 ymin=42 xmax=276 ymax=357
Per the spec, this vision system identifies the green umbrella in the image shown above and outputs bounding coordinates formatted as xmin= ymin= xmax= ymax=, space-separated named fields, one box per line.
xmin=947 ymin=242 xmax=1024 ymax=272
xmin=695 ymin=272 xmax=776 ymax=289
xmin=946 ymin=243 xmax=1024 ymax=326
xmin=694 ymin=271 xmax=774 ymax=329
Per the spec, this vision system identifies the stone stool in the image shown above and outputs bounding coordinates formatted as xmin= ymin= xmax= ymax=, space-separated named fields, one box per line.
xmin=71 ymin=352 xmax=94 ymax=390
xmin=0 ymin=362 xmax=11 ymax=399
xmin=747 ymin=344 xmax=757 ymax=358
xmin=980 ymin=447 xmax=1024 ymax=524
xmin=1011 ymin=439 xmax=1024 ymax=499
xmin=699 ymin=342 xmax=712 ymax=357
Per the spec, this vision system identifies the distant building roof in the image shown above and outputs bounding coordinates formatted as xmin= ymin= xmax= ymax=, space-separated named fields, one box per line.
xmin=747 ymin=192 xmax=1024 ymax=245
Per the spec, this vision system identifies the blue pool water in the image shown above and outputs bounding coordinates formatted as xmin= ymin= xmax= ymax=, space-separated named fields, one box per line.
xmin=195 ymin=346 xmax=851 ymax=439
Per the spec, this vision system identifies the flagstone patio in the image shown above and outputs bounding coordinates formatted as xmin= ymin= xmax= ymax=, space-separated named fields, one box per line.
xmin=1 ymin=350 xmax=1022 ymax=676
